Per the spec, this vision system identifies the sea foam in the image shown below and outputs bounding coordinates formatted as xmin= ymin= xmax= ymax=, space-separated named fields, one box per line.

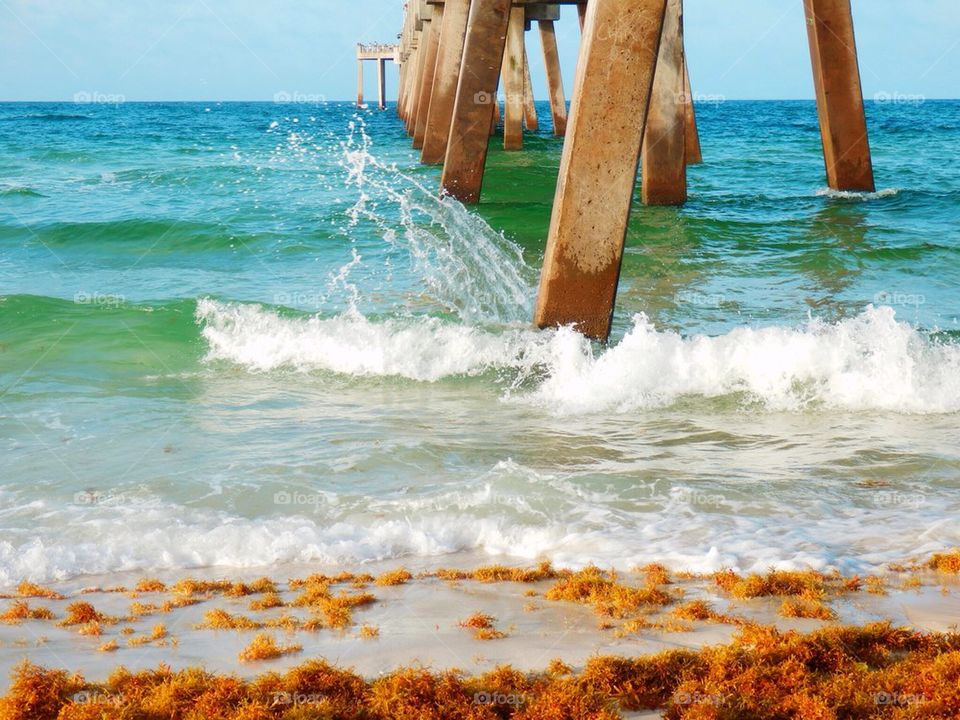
xmin=197 ymin=299 xmax=960 ymax=415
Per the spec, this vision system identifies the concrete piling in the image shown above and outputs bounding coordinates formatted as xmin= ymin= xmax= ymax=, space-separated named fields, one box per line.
xmin=641 ymin=0 xmax=687 ymax=206
xmin=503 ymin=6 xmax=526 ymax=150
xmin=522 ymin=45 xmax=539 ymax=132
xmin=682 ymin=56 xmax=702 ymax=164
xmin=414 ymin=8 xmax=443 ymax=149
xmin=422 ymin=0 xmax=471 ymax=164
xmin=440 ymin=0 xmax=512 ymax=203
xmin=534 ymin=0 xmax=667 ymax=341
xmin=538 ymin=19 xmax=567 ymax=136
xmin=804 ymin=0 xmax=874 ymax=192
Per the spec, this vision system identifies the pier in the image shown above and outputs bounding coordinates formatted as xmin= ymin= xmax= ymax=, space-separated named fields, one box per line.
xmin=356 ymin=43 xmax=401 ymax=110
xmin=367 ymin=0 xmax=875 ymax=341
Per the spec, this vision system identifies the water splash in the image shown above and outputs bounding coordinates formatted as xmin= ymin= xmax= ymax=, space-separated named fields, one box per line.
xmin=338 ymin=117 xmax=536 ymax=325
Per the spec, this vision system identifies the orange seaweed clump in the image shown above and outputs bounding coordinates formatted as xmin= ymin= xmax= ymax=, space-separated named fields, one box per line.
xmin=0 ymin=600 xmax=55 ymax=624
xmin=359 ymin=624 xmax=380 ymax=639
xmin=15 ymin=581 xmax=64 ymax=600
xmin=459 ymin=612 xmax=506 ymax=640
xmin=290 ymin=583 xmax=376 ymax=629
xmin=237 ymin=633 xmax=302 ymax=663
xmin=545 ymin=566 xmax=672 ymax=618
xmin=197 ymin=608 xmax=263 ymax=631
xmin=98 ymin=640 xmax=119 ymax=653
xmin=170 ymin=578 xmax=232 ymax=596
xmin=375 ymin=568 xmax=412 ymax=586
xmin=0 ymin=661 xmax=82 ymax=720
xmin=928 ymin=549 xmax=960 ymax=573
xmin=780 ymin=596 xmax=837 ymax=621
xmin=57 ymin=602 xmax=115 ymax=627
xmin=248 ymin=591 xmax=284 ymax=611
xmin=637 ymin=563 xmax=672 ymax=586
xmin=134 ymin=578 xmax=166 ymax=593
xmin=713 ymin=568 xmax=829 ymax=599
xmin=368 ymin=667 xmax=487 ymax=720
xmin=472 ymin=561 xmax=558 ymax=584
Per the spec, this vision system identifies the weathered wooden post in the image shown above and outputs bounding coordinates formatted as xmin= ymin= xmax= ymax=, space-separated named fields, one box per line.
xmin=803 ymin=0 xmax=874 ymax=191
xmin=422 ymin=0 xmax=471 ymax=164
xmin=534 ymin=0 xmax=667 ymax=341
xmin=538 ymin=17 xmax=567 ymax=136
xmin=641 ymin=0 xmax=686 ymax=206
xmin=440 ymin=0 xmax=511 ymax=203
xmin=414 ymin=6 xmax=443 ymax=149
xmin=502 ymin=6 xmax=526 ymax=150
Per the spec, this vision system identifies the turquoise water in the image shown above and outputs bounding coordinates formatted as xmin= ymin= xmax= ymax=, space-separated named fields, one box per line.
xmin=1 ymin=100 xmax=959 ymax=586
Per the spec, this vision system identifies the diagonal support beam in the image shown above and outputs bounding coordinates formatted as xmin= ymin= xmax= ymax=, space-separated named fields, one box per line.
xmin=502 ymin=6 xmax=526 ymax=150
xmin=538 ymin=19 xmax=567 ymax=136
xmin=804 ymin=0 xmax=874 ymax=191
xmin=440 ymin=0 xmax=511 ymax=203
xmin=642 ymin=0 xmax=687 ymax=206
xmin=534 ymin=0 xmax=667 ymax=341
xmin=422 ymin=0 xmax=471 ymax=164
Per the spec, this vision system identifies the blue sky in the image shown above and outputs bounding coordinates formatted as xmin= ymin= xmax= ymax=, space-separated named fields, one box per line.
xmin=1 ymin=0 xmax=958 ymax=101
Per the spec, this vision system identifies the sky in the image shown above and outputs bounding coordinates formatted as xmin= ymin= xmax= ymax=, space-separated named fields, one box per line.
xmin=1 ymin=0 xmax=958 ymax=102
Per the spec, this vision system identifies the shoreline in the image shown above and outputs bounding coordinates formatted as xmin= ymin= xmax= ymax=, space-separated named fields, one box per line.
xmin=1 ymin=552 xmax=958 ymax=716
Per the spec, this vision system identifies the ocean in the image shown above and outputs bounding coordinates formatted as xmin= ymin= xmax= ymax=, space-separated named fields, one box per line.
xmin=1 ymin=99 xmax=958 ymax=588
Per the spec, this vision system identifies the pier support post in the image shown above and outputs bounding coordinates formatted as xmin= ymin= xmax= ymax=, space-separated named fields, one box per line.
xmin=534 ymin=0 xmax=667 ymax=341
xmin=440 ymin=0 xmax=511 ymax=203
xmin=539 ymin=19 xmax=567 ymax=136
xmin=803 ymin=0 xmax=874 ymax=191
xmin=577 ymin=2 xmax=587 ymax=30
xmin=422 ymin=0 xmax=471 ymax=164
xmin=503 ymin=6 xmax=526 ymax=150
xmin=523 ymin=45 xmax=539 ymax=131
xmin=414 ymin=10 xmax=443 ymax=149
xmin=642 ymin=0 xmax=687 ymax=206
xmin=377 ymin=59 xmax=387 ymax=110
xmin=682 ymin=55 xmax=702 ymax=163
xmin=404 ymin=44 xmax=423 ymax=133
xmin=356 ymin=60 xmax=364 ymax=107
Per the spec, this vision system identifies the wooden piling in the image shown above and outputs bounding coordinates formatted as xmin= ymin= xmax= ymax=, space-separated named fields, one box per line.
xmin=422 ymin=0 xmax=471 ymax=164
xmin=404 ymin=43 xmax=423 ymax=133
xmin=414 ymin=10 xmax=443 ymax=149
xmin=503 ymin=6 xmax=526 ymax=150
xmin=804 ymin=0 xmax=874 ymax=192
xmin=522 ymin=45 xmax=539 ymax=132
xmin=577 ymin=2 xmax=587 ymax=30
xmin=534 ymin=0 xmax=667 ymax=341
xmin=642 ymin=0 xmax=687 ymax=206
xmin=538 ymin=19 xmax=567 ymax=136
xmin=440 ymin=0 xmax=511 ymax=203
